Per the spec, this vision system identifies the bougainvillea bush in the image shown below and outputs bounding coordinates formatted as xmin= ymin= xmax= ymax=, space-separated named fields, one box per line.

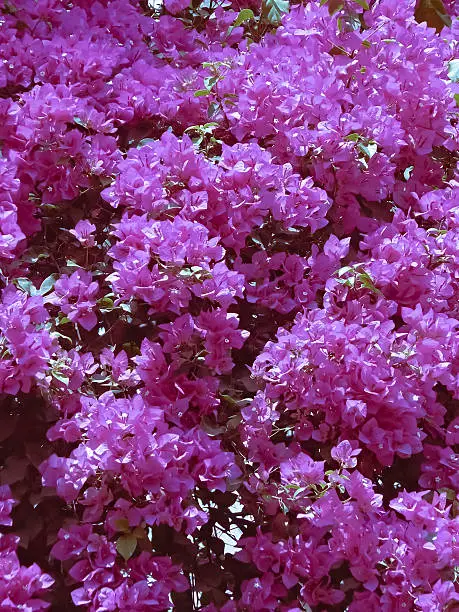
xmin=0 ymin=0 xmax=458 ymax=609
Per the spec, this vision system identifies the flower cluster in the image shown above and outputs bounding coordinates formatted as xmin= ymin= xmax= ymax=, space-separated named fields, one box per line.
xmin=0 ymin=486 xmax=53 ymax=609
xmin=0 ymin=0 xmax=458 ymax=609
xmin=0 ymin=285 xmax=56 ymax=394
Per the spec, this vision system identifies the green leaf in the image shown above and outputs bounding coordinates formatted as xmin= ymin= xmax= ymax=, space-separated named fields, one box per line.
xmin=415 ymin=0 xmax=452 ymax=31
xmin=116 ymin=534 xmax=137 ymax=561
xmin=114 ymin=518 xmax=130 ymax=533
xmin=23 ymin=250 xmax=49 ymax=263
xmin=39 ymin=274 xmax=57 ymax=296
xmin=208 ymin=102 xmax=220 ymax=119
xmin=354 ymin=0 xmax=369 ymax=9
xmin=448 ymin=59 xmax=459 ymax=83
xmin=122 ymin=342 xmax=141 ymax=356
xmin=335 ymin=265 xmax=354 ymax=277
xmin=184 ymin=124 xmax=200 ymax=134
xmin=227 ymin=413 xmax=242 ymax=429
xmin=438 ymin=487 xmax=456 ymax=501
xmin=358 ymin=272 xmax=382 ymax=295
xmin=73 ymin=116 xmax=88 ymax=129
xmin=201 ymin=122 xmax=219 ymax=131
xmin=66 ymin=260 xmax=81 ymax=269
xmin=279 ymin=500 xmax=289 ymax=513
xmin=233 ymin=8 xmax=254 ymax=26
xmin=293 ymin=488 xmax=307 ymax=499
xmin=98 ymin=296 xmax=114 ymax=312
xmin=336 ymin=277 xmax=356 ymax=288
xmin=137 ymin=138 xmax=156 ymax=148
xmin=52 ymin=371 xmax=70 ymax=386
xmin=345 ymin=133 xmax=361 ymax=142
xmin=14 ymin=278 xmax=36 ymax=295
xmin=91 ymin=373 xmax=111 ymax=384
xmin=202 ymin=61 xmax=226 ymax=69
xmin=194 ymin=89 xmax=211 ymax=97
xmin=358 ymin=142 xmax=377 ymax=159
xmin=403 ymin=165 xmax=414 ymax=181
xmin=455 ymin=93 xmax=459 ymax=107
xmin=51 ymin=331 xmax=73 ymax=343
xmin=220 ymin=394 xmax=238 ymax=405
xmin=262 ymin=0 xmax=289 ymax=25
xmin=204 ymin=75 xmax=219 ymax=90
xmin=432 ymin=3 xmax=452 ymax=27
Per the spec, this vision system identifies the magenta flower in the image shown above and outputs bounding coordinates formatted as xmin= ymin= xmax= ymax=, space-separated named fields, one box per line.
xmin=69 ymin=220 xmax=96 ymax=247
xmin=0 ymin=0 xmax=458 ymax=610
xmin=49 ymin=270 xmax=99 ymax=330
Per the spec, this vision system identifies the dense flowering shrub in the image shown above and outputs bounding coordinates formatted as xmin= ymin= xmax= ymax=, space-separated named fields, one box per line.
xmin=0 ymin=0 xmax=458 ymax=609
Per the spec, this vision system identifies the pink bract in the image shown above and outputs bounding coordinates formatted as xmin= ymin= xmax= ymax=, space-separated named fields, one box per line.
xmin=0 ymin=0 xmax=458 ymax=609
